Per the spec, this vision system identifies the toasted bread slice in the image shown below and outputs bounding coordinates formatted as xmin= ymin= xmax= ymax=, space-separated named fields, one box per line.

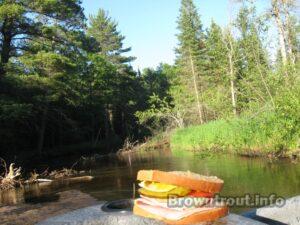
xmin=133 ymin=201 xmax=228 ymax=225
xmin=137 ymin=170 xmax=224 ymax=193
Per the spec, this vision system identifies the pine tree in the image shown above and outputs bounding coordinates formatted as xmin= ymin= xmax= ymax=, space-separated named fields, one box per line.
xmin=87 ymin=9 xmax=142 ymax=140
xmin=205 ymin=20 xmax=236 ymax=117
xmin=0 ymin=0 xmax=84 ymax=76
xmin=206 ymin=20 xmax=228 ymax=85
xmin=87 ymin=9 xmax=135 ymax=67
xmin=235 ymin=4 xmax=273 ymax=110
xmin=176 ymin=0 xmax=205 ymax=124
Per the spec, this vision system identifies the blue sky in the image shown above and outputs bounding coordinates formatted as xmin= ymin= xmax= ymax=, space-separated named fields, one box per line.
xmin=82 ymin=0 xmax=270 ymax=69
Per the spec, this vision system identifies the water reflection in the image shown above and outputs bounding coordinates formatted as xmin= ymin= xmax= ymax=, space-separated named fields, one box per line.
xmin=81 ymin=150 xmax=300 ymax=213
xmin=1 ymin=150 xmax=300 ymax=214
xmin=0 ymin=176 xmax=91 ymax=206
xmin=0 ymin=188 xmax=25 ymax=205
xmin=0 ymin=190 xmax=98 ymax=225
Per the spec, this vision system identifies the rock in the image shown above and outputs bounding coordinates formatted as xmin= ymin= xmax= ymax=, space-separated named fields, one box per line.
xmin=256 ymin=195 xmax=300 ymax=225
xmin=37 ymin=203 xmax=267 ymax=225
xmin=37 ymin=205 xmax=164 ymax=225
xmin=0 ymin=190 xmax=99 ymax=225
xmin=218 ymin=214 xmax=267 ymax=225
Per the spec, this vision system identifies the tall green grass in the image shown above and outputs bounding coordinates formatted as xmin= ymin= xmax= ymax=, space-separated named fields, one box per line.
xmin=171 ymin=112 xmax=299 ymax=155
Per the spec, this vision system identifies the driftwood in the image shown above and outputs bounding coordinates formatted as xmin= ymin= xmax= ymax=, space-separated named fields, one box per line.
xmin=39 ymin=176 xmax=94 ymax=186
xmin=0 ymin=158 xmax=93 ymax=191
xmin=66 ymin=176 xmax=94 ymax=183
xmin=117 ymin=138 xmax=139 ymax=154
xmin=0 ymin=162 xmax=22 ymax=190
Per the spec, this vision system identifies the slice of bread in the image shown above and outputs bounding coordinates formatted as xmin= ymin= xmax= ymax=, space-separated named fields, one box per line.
xmin=137 ymin=170 xmax=224 ymax=193
xmin=133 ymin=201 xmax=228 ymax=225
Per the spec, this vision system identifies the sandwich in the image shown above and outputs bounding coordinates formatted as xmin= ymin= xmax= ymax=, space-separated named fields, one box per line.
xmin=133 ymin=170 xmax=228 ymax=224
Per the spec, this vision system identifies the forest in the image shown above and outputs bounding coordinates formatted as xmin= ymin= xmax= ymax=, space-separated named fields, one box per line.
xmin=0 ymin=0 xmax=299 ymax=162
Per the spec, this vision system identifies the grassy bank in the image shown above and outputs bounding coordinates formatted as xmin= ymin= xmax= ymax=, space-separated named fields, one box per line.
xmin=171 ymin=113 xmax=299 ymax=157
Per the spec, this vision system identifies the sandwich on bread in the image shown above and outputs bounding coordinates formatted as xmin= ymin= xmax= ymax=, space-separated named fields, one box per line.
xmin=133 ymin=170 xmax=228 ymax=225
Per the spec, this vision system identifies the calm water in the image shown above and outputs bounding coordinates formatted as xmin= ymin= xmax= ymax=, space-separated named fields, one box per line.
xmin=1 ymin=149 xmax=300 ymax=224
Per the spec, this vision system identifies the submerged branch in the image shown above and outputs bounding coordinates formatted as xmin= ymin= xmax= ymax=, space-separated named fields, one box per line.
xmin=0 ymin=159 xmax=92 ymax=191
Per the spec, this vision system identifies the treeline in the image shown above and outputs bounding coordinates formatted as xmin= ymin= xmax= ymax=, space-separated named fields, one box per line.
xmin=0 ymin=1 xmax=160 ymax=159
xmin=137 ymin=0 xmax=299 ymax=152
xmin=0 ymin=0 xmax=299 ymax=159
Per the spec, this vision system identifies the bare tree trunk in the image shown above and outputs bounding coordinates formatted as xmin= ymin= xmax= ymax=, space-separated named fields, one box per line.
xmin=104 ymin=107 xmax=111 ymax=139
xmin=252 ymin=40 xmax=276 ymax=108
xmin=272 ymin=0 xmax=288 ymax=66
xmin=227 ymin=36 xmax=237 ymax=116
xmin=230 ymin=82 xmax=237 ymax=116
xmin=104 ymin=104 xmax=114 ymax=139
xmin=37 ymin=107 xmax=48 ymax=155
xmin=104 ymin=105 xmax=112 ymax=152
xmin=282 ymin=0 xmax=296 ymax=65
xmin=226 ymin=0 xmax=237 ymax=116
xmin=94 ymin=127 xmax=101 ymax=147
xmin=189 ymin=48 xmax=204 ymax=124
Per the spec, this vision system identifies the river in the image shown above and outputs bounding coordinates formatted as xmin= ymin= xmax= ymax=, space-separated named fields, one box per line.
xmin=0 ymin=149 xmax=299 ymax=224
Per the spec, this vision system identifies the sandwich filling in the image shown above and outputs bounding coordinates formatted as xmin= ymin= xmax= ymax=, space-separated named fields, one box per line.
xmin=136 ymin=181 xmax=217 ymax=220
xmin=135 ymin=198 xmax=220 ymax=221
xmin=138 ymin=181 xmax=214 ymax=198
xmin=139 ymin=181 xmax=191 ymax=198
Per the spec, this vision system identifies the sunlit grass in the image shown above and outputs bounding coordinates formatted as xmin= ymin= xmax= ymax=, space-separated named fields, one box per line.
xmin=171 ymin=113 xmax=299 ymax=155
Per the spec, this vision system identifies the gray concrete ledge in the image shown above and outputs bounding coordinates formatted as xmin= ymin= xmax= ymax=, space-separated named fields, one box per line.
xmin=37 ymin=203 xmax=267 ymax=225
xmin=256 ymin=195 xmax=300 ymax=225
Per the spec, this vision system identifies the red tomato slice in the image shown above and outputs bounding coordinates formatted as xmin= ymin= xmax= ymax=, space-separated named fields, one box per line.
xmin=188 ymin=191 xmax=214 ymax=198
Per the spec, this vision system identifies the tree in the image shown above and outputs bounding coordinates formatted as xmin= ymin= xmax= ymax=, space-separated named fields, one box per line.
xmin=205 ymin=21 xmax=228 ymax=85
xmin=87 ymin=9 xmax=135 ymax=67
xmin=176 ymin=0 xmax=205 ymax=124
xmin=205 ymin=20 xmax=237 ymax=117
xmin=223 ymin=28 xmax=238 ymax=116
xmin=0 ymin=0 xmax=85 ymax=155
xmin=271 ymin=0 xmax=299 ymax=67
xmin=136 ymin=64 xmax=191 ymax=130
xmin=235 ymin=4 xmax=273 ymax=111
xmin=0 ymin=0 xmax=84 ymax=76
xmin=86 ymin=9 xmax=141 ymax=143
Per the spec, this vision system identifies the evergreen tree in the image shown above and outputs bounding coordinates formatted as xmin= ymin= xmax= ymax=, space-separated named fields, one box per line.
xmin=204 ymin=20 xmax=234 ymax=118
xmin=87 ymin=9 xmax=140 ymax=141
xmin=176 ymin=0 xmax=206 ymax=124
xmin=87 ymin=9 xmax=135 ymax=67
xmin=0 ymin=0 xmax=84 ymax=76
xmin=235 ymin=4 xmax=273 ymax=111
xmin=136 ymin=64 xmax=191 ymax=130
xmin=205 ymin=20 xmax=228 ymax=85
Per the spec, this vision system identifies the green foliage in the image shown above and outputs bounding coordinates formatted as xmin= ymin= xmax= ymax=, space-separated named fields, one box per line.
xmin=171 ymin=65 xmax=300 ymax=155
xmin=272 ymin=83 xmax=300 ymax=149
xmin=0 ymin=101 xmax=32 ymax=121
xmin=138 ymin=1 xmax=299 ymax=157
xmin=234 ymin=4 xmax=272 ymax=111
xmin=136 ymin=64 xmax=197 ymax=131
xmin=87 ymin=9 xmax=135 ymax=65
xmin=205 ymin=21 xmax=228 ymax=84
xmin=0 ymin=0 xmax=84 ymax=74
xmin=136 ymin=65 xmax=175 ymax=131
xmin=0 ymin=0 xmax=299 ymax=160
xmin=20 ymin=51 xmax=76 ymax=78
xmin=171 ymin=112 xmax=299 ymax=155
xmin=0 ymin=3 xmax=24 ymax=19
xmin=176 ymin=0 xmax=204 ymax=65
xmin=202 ymin=20 xmax=233 ymax=119
xmin=0 ymin=3 xmax=149 ymax=159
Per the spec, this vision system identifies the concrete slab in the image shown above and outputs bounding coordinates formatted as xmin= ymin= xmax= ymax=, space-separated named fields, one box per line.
xmin=37 ymin=203 xmax=267 ymax=225
xmin=256 ymin=195 xmax=300 ymax=225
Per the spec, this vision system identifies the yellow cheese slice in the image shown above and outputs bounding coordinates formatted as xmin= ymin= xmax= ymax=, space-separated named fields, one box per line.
xmin=139 ymin=181 xmax=178 ymax=193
